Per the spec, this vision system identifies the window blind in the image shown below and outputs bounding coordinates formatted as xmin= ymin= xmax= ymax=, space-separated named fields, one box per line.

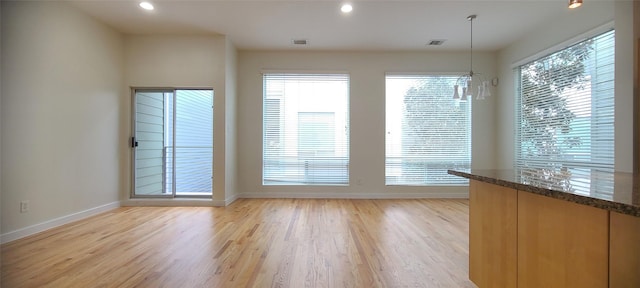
xmin=385 ymin=75 xmax=471 ymax=185
xmin=263 ymin=73 xmax=350 ymax=185
xmin=516 ymin=30 xmax=615 ymax=177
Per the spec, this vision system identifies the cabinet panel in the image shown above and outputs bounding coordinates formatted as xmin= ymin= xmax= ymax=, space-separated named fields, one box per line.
xmin=610 ymin=211 xmax=640 ymax=288
xmin=517 ymin=191 xmax=608 ymax=288
xmin=469 ymin=180 xmax=517 ymax=288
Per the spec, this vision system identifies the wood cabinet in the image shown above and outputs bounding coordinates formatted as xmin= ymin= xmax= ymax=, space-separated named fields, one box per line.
xmin=609 ymin=211 xmax=640 ymax=288
xmin=469 ymin=180 xmax=517 ymax=288
xmin=517 ymin=191 xmax=609 ymax=288
xmin=469 ymin=180 xmax=640 ymax=288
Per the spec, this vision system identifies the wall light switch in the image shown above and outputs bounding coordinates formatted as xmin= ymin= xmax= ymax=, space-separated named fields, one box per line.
xmin=20 ymin=201 xmax=29 ymax=213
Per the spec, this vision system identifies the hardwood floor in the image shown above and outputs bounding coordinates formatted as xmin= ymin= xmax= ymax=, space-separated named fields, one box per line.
xmin=1 ymin=199 xmax=474 ymax=288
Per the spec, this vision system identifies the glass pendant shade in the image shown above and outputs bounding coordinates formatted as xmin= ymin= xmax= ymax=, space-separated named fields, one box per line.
xmin=466 ymin=80 xmax=473 ymax=97
xmin=476 ymin=81 xmax=491 ymax=100
xmin=461 ymin=87 xmax=468 ymax=101
xmin=482 ymin=81 xmax=491 ymax=98
xmin=476 ymin=84 xmax=484 ymax=100
xmin=453 ymin=85 xmax=460 ymax=99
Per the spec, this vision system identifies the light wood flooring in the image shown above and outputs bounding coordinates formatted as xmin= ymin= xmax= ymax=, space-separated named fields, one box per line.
xmin=1 ymin=199 xmax=474 ymax=287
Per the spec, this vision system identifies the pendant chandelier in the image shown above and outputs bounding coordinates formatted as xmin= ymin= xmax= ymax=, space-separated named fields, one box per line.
xmin=453 ymin=15 xmax=495 ymax=101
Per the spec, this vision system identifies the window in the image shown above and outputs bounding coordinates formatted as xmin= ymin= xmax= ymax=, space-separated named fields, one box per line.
xmin=516 ymin=30 xmax=615 ymax=181
xmin=385 ymin=75 xmax=471 ymax=185
xmin=263 ymin=73 xmax=349 ymax=185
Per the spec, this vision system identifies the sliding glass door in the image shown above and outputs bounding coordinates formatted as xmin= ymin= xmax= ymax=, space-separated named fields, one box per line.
xmin=132 ymin=89 xmax=213 ymax=198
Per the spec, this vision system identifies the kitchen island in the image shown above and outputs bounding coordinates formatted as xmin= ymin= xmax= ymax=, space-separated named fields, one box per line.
xmin=448 ymin=169 xmax=640 ymax=288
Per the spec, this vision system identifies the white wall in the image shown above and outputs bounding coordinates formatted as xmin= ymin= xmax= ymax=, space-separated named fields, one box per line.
xmin=224 ymin=40 xmax=239 ymax=204
xmin=496 ymin=1 xmax=635 ymax=172
xmin=636 ymin=0 xmax=640 ymax=173
xmin=122 ymin=34 xmax=235 ymax=204
xmin=614 ymin=1 xmax=636 ymax=173
xmin=0 ymin=1 xmax=4 ymax=243
xmin=1 ymin=2 xmax=123 ymax=235
xmin=237 ymin=50 xmax=497 ymax=198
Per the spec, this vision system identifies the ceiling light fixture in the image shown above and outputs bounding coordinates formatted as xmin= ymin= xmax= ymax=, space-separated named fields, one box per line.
xmin=453 ymin=15 xmax=496 ymax=101
xmin=341 ymin=4 xmax=353 ymax=13
xmin=139 ymin=2 xmax=154 ymax=11
xmin=568 ymin=0 xmax=583 ymax=9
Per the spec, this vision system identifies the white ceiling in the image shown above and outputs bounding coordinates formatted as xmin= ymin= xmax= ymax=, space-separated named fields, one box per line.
xmin=71 ymin=0 xmax=589 ymax=51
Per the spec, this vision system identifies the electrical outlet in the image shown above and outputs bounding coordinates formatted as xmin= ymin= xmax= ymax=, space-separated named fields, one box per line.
xmin=20 ymin=201 xmax=29 ymax=213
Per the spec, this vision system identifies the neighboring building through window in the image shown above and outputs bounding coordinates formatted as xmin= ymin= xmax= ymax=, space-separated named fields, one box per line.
xmin=385 ymin=74 xmax=471 ymax=185
xmin=263 ymin=73 xmax=350 ymax=185
xmin=515 ymin=29 xmax=615 ymax=191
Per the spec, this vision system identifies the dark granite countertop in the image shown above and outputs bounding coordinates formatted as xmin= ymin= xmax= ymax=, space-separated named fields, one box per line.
xmin=447 ymin=169 xmax=640 ymax=217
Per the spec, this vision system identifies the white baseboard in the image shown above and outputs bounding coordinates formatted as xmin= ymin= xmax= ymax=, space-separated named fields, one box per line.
xmin=240 ymin=192 xmax=469 ymax=199
xmin=121 ymin=198 xmax=225 ymax=207
xmin=1 ymin=201 xmax=121 ymax=244
xmin=225 ymin=193 xmax=241 ymax=205
xmin=0 ymin=193 xmax=467 ymax=244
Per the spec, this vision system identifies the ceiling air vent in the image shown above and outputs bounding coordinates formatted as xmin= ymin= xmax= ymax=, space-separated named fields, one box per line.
xmin=428 ymin=39 xmax=446 ymax=46
xmin=292 ymin=39 xmax=308 ymax=45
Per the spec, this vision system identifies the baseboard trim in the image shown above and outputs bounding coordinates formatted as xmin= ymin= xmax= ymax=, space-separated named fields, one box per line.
xmin=240 ymin=192 xmax=469 ymax=199
xmin=121 ymin=198 xmax=224 ymax=207
xmin=1 ymin=193 xmax=467 ymax=243
xmin=1 ymin=201 xmax=121 ymax=244
xmin=225 ymin=193 xmax=241 ymax=206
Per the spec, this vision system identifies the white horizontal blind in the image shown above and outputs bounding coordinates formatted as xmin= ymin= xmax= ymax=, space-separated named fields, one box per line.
xmin=263 ymin=73 xmax=350 ymax=185
xmin=386 ymin=75 xmax=471 ymax=185
xmin=516 ymin=30 xmax=615 ymax=176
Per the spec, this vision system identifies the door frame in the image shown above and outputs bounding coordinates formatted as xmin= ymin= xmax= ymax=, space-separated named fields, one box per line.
xmin=130 ymin=87 xmax=214 ymax=199
xmin=131 ymin=88 xmax=175 ymax=198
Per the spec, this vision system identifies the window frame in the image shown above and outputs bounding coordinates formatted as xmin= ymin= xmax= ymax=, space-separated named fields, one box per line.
xmin=262 ymin=72 xmax=350 ymax=186
xmin=513 ymin=26 xmax=615 ymax=181
xmin=385 ymin=73 xmax=472 ymax=186
xmin=130 ymin=88 xmax=214 ymax=198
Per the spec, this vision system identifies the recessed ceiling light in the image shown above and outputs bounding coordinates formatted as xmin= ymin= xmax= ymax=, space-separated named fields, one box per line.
xmin=341 ymin=4 xmax=353 ymax=13
xmin=139 ymin=2 xmax=154 ymax=11
xmin=568 ymin=0 xmax=582 ymax=9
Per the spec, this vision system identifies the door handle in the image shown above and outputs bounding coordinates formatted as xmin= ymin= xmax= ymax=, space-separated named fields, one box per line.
xmin=131 ymin=137 xmax=139 ymax=148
